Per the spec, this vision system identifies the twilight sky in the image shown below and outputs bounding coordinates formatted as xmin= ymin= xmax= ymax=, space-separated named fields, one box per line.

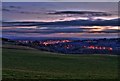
xmin=2 ymin=2 xmax=119 ymax=39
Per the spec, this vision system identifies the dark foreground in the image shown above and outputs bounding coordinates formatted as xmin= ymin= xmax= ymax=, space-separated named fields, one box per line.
xmin=2 ymin=44 xmax=119 ymax=80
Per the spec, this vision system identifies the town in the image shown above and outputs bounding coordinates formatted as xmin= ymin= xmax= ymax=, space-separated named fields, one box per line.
xmin=3 ymin=38 xmax=120 ymax=55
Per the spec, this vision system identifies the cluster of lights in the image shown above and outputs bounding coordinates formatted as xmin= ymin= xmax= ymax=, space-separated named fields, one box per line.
xmin=17 ymin=40 xmax=113 ymax=51
xmin=42 ymin=40 xmax=71 ymax=46
xmin=83 ymin=46 xmax=113 ymax=51
xmin=17 ymin=40 xmax=71 ymax=46
xmin=18 ymin=40 xmax=29 ymax=43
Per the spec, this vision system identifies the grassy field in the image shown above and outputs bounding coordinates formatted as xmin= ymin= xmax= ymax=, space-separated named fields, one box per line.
xmin=2 ymin=45 xmax=119 ymax=79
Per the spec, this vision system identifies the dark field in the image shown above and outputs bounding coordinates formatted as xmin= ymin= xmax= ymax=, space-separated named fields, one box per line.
xmin=2 ymin=45 xmax=119 ymax=79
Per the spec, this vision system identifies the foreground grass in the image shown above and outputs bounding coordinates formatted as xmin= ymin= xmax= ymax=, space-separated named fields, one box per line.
xmin=2 ymin=47 xmax=119 ymax=79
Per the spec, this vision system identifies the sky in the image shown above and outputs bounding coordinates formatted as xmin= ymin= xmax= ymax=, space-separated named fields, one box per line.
xmin=2 ymin=0 xmax=120 ymax=2
xmin=2 ymin=2 xmax=119 ymax=39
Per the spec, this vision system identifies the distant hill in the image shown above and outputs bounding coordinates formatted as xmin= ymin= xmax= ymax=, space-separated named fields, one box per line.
xmin=1 ymin=38 xmax=10 ymax=41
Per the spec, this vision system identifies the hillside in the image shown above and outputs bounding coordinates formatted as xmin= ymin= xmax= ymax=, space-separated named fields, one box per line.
xmin=2 ymin=44 xmax=119 ymax=79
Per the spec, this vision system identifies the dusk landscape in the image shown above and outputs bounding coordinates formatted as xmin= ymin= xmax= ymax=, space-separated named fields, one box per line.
xmin=2 ymin=2 xmax=120 ymax=80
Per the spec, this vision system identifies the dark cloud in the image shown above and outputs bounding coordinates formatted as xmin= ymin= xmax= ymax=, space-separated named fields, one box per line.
xmin=2 ymin=18 xmax=120 ymax=27
xmin=3 ymin=29 xmax=119 ymax=34
xmin=87 ymin=30 xmax=119 ymax=33
xmin=19 ymin=11 xmax=41 ymax=14
xmin=2 ymin=8 xmax=19 ymax=13
xmin=39 ymin=18 xmax=120 ymax=26
xmin=48 ymin=11 xmax=112 ymax=16
xmin=2 ymin=22 xmax=44 ymax=27
xmin=9 ymin=6 xmax=22 ymax=9
xmin=2 ymin=8 xmax=42 ymax=14
xmin=2 ymin=8 xmax=11 ymax=11
xmin=2 ymin=18 xmax=119 ymax=36
xmin=2 ymin=26 xmax=119 ymax=34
